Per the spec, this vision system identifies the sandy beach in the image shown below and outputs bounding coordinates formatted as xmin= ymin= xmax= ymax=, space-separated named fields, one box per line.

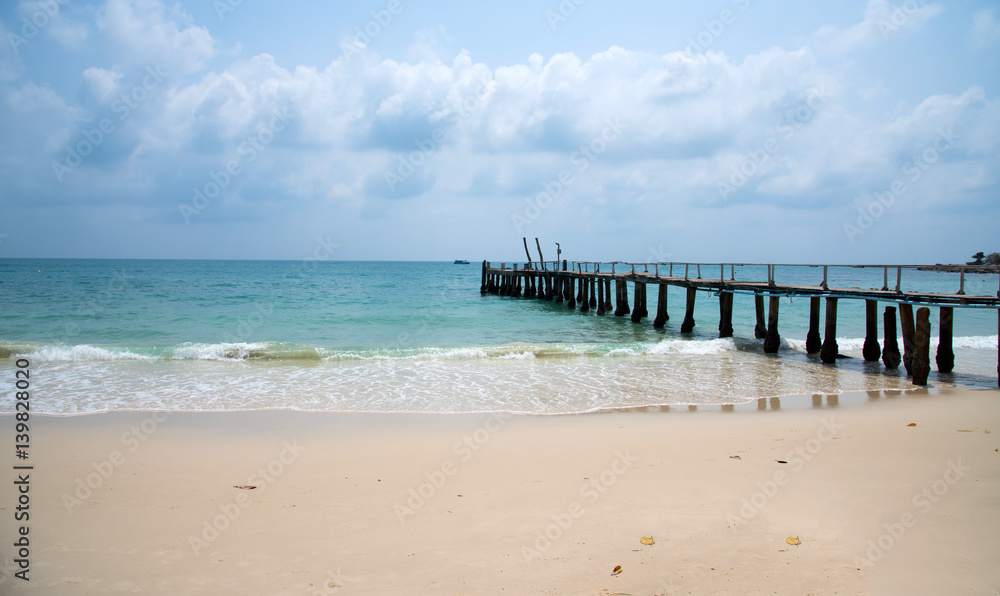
xmin=2 ymin=387 xmax=999 ymax=595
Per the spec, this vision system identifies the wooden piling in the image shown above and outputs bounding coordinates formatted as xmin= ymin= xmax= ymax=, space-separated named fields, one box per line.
xmin=653 ymin=283 xmax=669 ymax=328
xmin=553 ymin=275 xmax=563 ymax=303
xmin=631 ymin=282 xmax=645 ymax=322
xmin=863 ymin=300 xmax=881 ymax=362
xmin=576 ymin=276 xmax=584 ymax=303
xmin=680 ymin=287 xmax=696 ymax=333
xmin=604 ymin=279 xmax=612 ymax=313
xmin=899 ymin=303 xmax=915 ymax=375
xmin=820 ymin=297 xmax=839 ymax=364
xmin=615 ymin=280 xmax=630 ymax=317
xmin=805 ymin=297 xmax=821 ymax=354
xmin=936 ymin=307 xmax=954 ymax=373
xmin=566 ymin=277 xmax=576 ymax=309
xmin=882 ymin=306 xmax=902 ymax=369
xmin=589 ymin=278 xmax=597 ymax=308
xmin=912 ymin=307 xmax=932 ymax=385
xmin=753 ymin=294 xmax=767 ymax=339
xmin=480 ymin=261 xmax=487 ymax=294
xmin=763 ymin=295 xmax=780 ymax=353
xmin=638 ymin=283 xmax=648 ymax=318
xmin=580 ymin=276 xmax=590 ymax=313
xmin=719 ymin=292 xmax=734 ymax=338
xmin=596 ymin=281 xmax=606 ymax=315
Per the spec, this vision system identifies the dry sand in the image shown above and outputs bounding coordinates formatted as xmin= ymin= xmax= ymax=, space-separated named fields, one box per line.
xmin=2 ymin=387 xmax=999 ymax=595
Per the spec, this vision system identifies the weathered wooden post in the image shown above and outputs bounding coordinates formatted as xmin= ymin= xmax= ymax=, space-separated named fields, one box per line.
xmin=718 ymin=292 xmax=734 ymax=338
xmin=653 ymin=283 xmax=669 ymax=328
xmin=589 ymin=277 xmax=597 ymax=308
xmin=805 ymin=297 xmax=821 ymax=353
xmin=631 ymin=282 xmax=643 ymax=322
xmin=680 ymin=287 xmax=696 ymax=333
xmin=576 ymin=273 xmax=584 ymax=303
xmin=820 ymin=298 xmax=839 ymax=364
xmin=481 ymin=261 xmax=487 ymax=294
xmin=754 ymin=293 xmax=767 ymax=339
xmin=604 ymin=279 xmax=613 ymax=312
xmin=513 ymin=267 xmax=522 ymax=297
xmin=639 ymin=282 xmax=648 ymax=318
xmin=553 ymin=274 xmax=563 ymax=304
xmin=912 ymin=307 xmax=932 ymax=385
xmin=580 ymin=276 xmax=590 ymax=313
xmin=596 ymin=279 xmax=606 ymax=315
xmin=566 ymin=276 xmax=576 ymax=309
xmin=615 ymin=280 xmax=630 ymax=317
xmin=899 ymin=304 xmax=915 ymax=375
xmin=882 ymin=306 xmax=902 ymax=369
xmin=763 ymin=295 xmax=781 ymax=353
xmin=936 ymin=307 xmax=954 ymax=373
xmin=863 ymin=300 xmax=881 ymax=362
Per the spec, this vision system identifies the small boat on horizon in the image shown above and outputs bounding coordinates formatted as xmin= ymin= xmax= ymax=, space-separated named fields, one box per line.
xmin=453 ymin=259 xmax=470 ymax=264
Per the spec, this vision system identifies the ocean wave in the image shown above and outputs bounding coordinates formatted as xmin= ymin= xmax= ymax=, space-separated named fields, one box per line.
xmin=2 ymin=334 xmax=995 ymax=364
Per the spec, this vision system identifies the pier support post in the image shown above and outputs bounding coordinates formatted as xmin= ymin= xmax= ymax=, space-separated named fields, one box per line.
xmin=763 ymin=296 xmax=781 ymax=353
xmin=553 ymin=275 xmax=563 ymax=304
xmin=899 ymin=304 xmax=915 ymax=375
xmin=639 ymin=283 xmax=648 ymax=318
xmin=680 ymin=287 xmax=696 ymax=333
xmin=719 ymin=292 xmax=734 ymax=338
xmin=806 ymin=297 xmax=822 ymax=354
xmin=513 ymin=272 xmax=522 ymax=297
xmin=882 ymin=306 xmax=902 ymax=369
xmin=615 ymin=280 xmax=630 ymax=317
xmin=566 ymin=277 xmax=576 ymax=309
xmin=576 ymin=276 xmax=584 ymax=303
xmin=589 ymin=278 xmax=597 ymax=308
xmin=653 ymin=283 xmax=669 ymax=328
xmin=820 ymin=298 xmax=839 ymax=364
xmin=631 ymin=282 xmax=645 ymax=322
xmin=936 ymin=307 xmax=954 ymax=373
xmin=480 ymin=261 xmax=487 ymax=294
xmin=912 ymin=307 xmax=932 ymax=385
xmin=863 ymin=300 xmax=881 ymax=362
xmin=596 ymin=280 xmax=606 ymax=315
xmin=604 ymin=279 xmax=613 ymax=312
xmin=580 ymin=277 xmax=590 ymax=313
xmin=754 ymin=294 xmax=767 ymax=339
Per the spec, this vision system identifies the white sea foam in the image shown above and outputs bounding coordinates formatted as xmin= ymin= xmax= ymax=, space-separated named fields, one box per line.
xmin=24 ymin=344 xmax=153 ymax=361
xmin=170 ymin=342 xmax=270 ymax=361
xmin=646 ymin=337 xmax=736 ymax=355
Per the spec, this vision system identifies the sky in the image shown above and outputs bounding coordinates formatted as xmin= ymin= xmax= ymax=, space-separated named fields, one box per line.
xmin=0 ymin=0 xmax=998 ymax=263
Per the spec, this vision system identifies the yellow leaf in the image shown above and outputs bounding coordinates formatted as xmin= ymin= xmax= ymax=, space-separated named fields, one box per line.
xmin=611 ymin=565 xmax=622 ymax=576
xmin=640 ymin=536 xmax=655 ymax=545
xmin=906 ymin=423 xmax=916 ymax=427
xmin=786 ymin=536 xmax=801 ymax=546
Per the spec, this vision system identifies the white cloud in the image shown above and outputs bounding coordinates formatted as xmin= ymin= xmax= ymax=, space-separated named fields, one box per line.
xmin=814 ymin=0 xmax=943 ymax=54
xmin=972 ymin=8 xmax=1000 ymax=47
xmin=95 ymin=0 xmax=215 ymax=73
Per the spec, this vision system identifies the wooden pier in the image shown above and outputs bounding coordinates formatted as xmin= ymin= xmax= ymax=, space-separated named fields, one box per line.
xmin=480 ymin=258 xmax=1000 ymax=386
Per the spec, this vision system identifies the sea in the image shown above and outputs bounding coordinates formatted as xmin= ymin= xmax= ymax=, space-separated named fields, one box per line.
xmin=1 ymin=259 xmax=997 ymax=416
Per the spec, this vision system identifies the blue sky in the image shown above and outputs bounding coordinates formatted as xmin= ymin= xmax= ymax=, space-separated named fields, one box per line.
xmin=1 ymin=0 xmax=998 ymax=262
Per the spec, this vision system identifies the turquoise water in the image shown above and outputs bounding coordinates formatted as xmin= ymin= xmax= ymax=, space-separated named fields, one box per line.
xmin=1 ymin=259 xmax=997 ymax=415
